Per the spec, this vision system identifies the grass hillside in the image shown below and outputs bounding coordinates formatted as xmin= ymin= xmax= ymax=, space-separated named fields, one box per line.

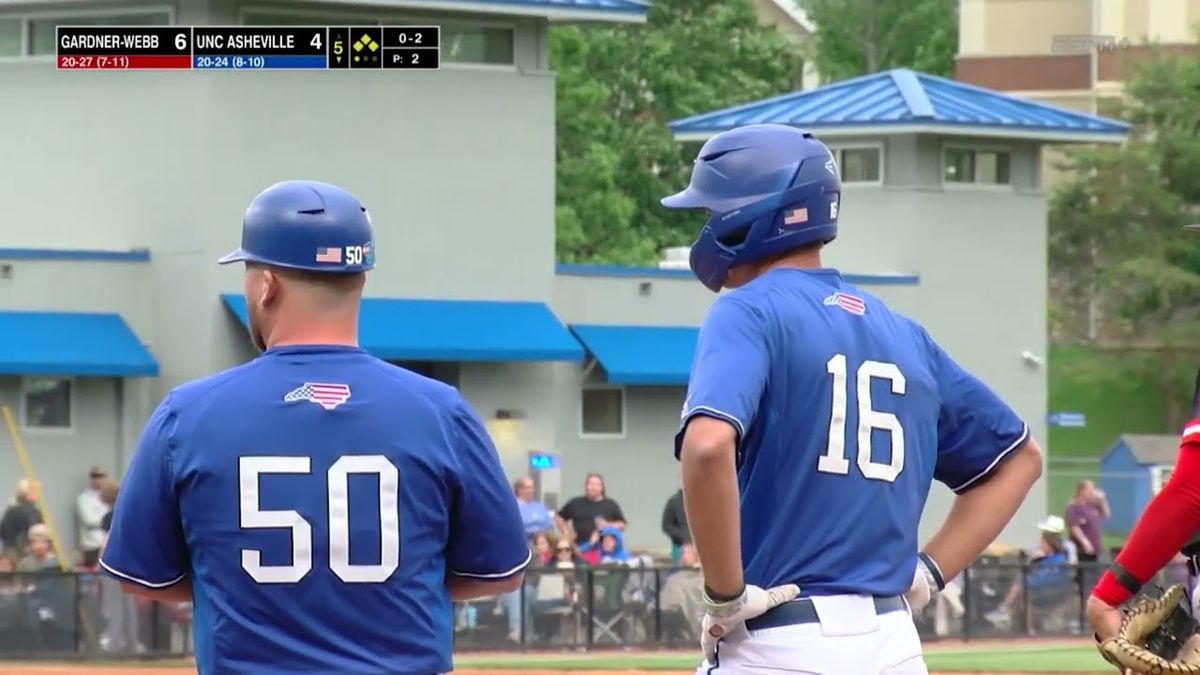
xmin=1047 ymin=344 xmax=1184 ymax=458
xmin=1044 ymin=345 xmax=1194 ymax=525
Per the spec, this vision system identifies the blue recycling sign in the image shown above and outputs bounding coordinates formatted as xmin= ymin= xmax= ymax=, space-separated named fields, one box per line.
xmin=1048 ymin=412 xmax=1087 ymax=428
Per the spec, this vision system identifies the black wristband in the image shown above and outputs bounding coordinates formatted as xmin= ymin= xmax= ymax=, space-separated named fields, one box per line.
xmin=704 ymin=584 xmax=745 ymax=604
xmin=1111 ymin=563 xmax=1142 ymax=596
xmin=918 ymin=552 xmax=946 ymax=591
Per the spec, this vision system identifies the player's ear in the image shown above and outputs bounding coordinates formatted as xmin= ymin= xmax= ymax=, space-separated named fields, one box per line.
xmin=259 ymin=268 xmax=281 ymax=307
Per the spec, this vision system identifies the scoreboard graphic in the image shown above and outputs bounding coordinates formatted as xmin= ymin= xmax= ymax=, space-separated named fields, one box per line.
xmin=56 ymin=26 xmax=440 ymax=70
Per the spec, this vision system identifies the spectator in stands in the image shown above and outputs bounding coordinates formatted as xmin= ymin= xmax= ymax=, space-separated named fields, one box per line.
xmin=1065 ymin=480 xmax=1110 ymax=563
xmin=660 ymin=488 xmax=690 ymax=563
xmin=555 ymin=473 xmax=626 ymax=547
xmin=531 ymin=531 xmax=555 ymax=567
xmin=98 ymin=480 xmax=137 ymax=654
xmin=984 ymin=516 xmax=1073 ymax=628
xmin=0 ymin=480 xmax=42 ymax=555
xmin=0 ymin=552 xmax=27 ymax=654
xmin=513 ymin=477 xmax=553 ymax=539
xmin=660 ymin=543 xmax=704 ymax=637
xmin=18 ymin=524 xmax=57 ymax=573
xmin=99 ymin=480 xmax=119 ymax=536
xmin=76 ymin=466 xmax=109 ymax=568
xmin=500 ymin=531 xmax=558 ymax=643
xmin=579 ymin=526 xmax=630 ymax=566
xmin=18 ymin=524 xmax=74 ymax=651
xmin=529 ymin=538 xmax=585 ymax=644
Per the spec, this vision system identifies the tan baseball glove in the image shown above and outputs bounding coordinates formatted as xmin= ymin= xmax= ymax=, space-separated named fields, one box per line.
xmin=1099 ymin=585 xmax=1200 ymax=674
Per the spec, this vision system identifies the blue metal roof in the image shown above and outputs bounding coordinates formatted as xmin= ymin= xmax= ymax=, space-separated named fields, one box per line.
xmin=669 ymin=68 xmax=1130 ymax=143
xmin=222 ymin=295 xmax=584 ymax=362
xmin=0 ymin=311 xmax=158 ymax=376
xmin=419 ymin=0 xmax=646 ymax=21
xmin=571 ymin=325 xmax=698 ymax=385
xmin=556 ymin=263 xmax=919 ymax=285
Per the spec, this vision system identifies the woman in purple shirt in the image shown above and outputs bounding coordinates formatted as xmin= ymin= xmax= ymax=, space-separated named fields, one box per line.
xmin=1065 ymin=480 xmax=1110 ymax=562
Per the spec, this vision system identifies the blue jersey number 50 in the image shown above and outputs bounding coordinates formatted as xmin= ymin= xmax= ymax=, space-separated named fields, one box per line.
xmin=239 ymin=455 xmax=400 ymax=584
xmin=817 ymin=353 xmax=906 ymax=482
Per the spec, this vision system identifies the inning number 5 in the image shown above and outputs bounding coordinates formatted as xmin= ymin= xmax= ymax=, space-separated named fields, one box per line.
xmin=818 ymin=354 xmax=906 ymax=482
xmin=239 ymin=455 xmax=400 ymax=584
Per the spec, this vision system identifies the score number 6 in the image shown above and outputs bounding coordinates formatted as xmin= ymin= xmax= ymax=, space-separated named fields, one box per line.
xmin=239 ymin=455 xmax=401 ymax=584
xmin=175 ymin=33 xmax=187 ymax=51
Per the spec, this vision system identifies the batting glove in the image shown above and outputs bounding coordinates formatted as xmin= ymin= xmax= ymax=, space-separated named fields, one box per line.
xmin=904 ymin=552 xmax=946 ymax=614
xmin=700 ymin=583 xmax=800 ymax=663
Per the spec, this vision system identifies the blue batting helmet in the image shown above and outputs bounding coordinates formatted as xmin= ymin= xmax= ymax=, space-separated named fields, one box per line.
xmin=218 ymin=180 xmax=376 ymax=273
xmin=661 ymin=124 xmax=841 ymax=292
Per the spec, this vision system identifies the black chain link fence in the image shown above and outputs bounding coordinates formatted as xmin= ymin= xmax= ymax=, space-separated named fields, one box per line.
xmin=0 ymin=558 xmax=1186 ymax=659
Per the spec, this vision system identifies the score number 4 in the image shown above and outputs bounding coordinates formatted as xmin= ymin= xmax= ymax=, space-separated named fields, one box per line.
xmin=239 ymin=455 xmax=400 ymax=584
xmin=817 ymin=354 xmax=906 ymax=483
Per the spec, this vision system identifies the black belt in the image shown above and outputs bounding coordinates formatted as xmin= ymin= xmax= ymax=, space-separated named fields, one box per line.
xmin=745 ymin=595 xmax=907 ymax=632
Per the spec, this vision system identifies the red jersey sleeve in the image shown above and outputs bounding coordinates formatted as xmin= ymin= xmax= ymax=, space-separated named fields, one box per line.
xmin=1092 ymin=419 xmax=1200 ymax=606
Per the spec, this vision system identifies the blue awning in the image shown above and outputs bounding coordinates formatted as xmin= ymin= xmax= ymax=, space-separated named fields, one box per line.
xmin=221 ymin=295 xmax=584 ymax=362
xmin=0 ymin=312 xmax=158 ymax=376
xmin=571 ymin=325 xmax=699 ymax=385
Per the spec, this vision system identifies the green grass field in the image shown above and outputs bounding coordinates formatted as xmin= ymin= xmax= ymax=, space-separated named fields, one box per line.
xmin=454 ymin=645 xmax=1111 ymax=672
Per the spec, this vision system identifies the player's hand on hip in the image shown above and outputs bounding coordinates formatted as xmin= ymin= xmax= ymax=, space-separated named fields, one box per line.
xmin=904 ymin=554 xmax=942 ymax=613
xmin=700 ymin=584 xmax=799 ymax=663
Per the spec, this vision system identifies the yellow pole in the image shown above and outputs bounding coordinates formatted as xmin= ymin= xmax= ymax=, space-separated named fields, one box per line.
xmin=1 ymin=405 xmax=99 ymax=648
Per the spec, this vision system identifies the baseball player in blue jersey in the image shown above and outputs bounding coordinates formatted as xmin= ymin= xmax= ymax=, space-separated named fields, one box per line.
xmin=660 ymin=125 xmax=1045 ymax=673
xmin=99 ymin=180 xmax=530 ymax=674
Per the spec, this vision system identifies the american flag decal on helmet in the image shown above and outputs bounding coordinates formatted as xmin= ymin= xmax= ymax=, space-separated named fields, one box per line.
xmin=284 ymin=383 xmax=351 ymax=411
xmin=823 ymin=292 xmax=866 ymax=316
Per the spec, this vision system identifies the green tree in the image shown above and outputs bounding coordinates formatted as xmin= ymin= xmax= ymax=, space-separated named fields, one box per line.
xmin=1048 ymin=46 xmax=1200 ymax=426
xmin=798 ymin=0 xmax=958 ymax=82
xmin=552 ymin=0 xmax=799 ymax=264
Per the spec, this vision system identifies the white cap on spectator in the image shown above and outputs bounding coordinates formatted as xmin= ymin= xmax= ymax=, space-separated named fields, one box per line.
xmin=1037 ymin=515 xmax=1065 ymax=534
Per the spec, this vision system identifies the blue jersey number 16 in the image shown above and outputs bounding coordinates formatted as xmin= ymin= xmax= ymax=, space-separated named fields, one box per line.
xmin=238 ymin=455 xmax=401 ymax=584
xmin=817 ymin=353 xmax=906 ymax=483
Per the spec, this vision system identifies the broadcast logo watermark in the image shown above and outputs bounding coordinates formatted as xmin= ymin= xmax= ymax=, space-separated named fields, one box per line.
xmin=1051 ymin=34 xmax=1133 ymax=54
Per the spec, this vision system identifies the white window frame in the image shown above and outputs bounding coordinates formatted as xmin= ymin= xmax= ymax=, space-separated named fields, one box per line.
xmin=578 ymin=386 xmax=626 ymax=440
xmin=941 ymin=143 xmax=1015 ymax=190
xmin=19 ymin=375 xmax=76 ymax=434
xmin=829 ymin=143 xmax=884 ymax=186
xmin=239 ymin=5 xmax=518 ymax=71
xmin=0 ymin=5 xmax=175 ymax=61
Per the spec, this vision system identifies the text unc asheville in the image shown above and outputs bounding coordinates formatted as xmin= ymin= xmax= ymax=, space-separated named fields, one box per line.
xmin=194 ymin=34 xmax=296 ymax=50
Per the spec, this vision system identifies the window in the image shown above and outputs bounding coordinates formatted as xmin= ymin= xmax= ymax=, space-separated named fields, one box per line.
xmin=21 ymin=377 xmax=71 ymax=430
xmin=976 ymin=150 xmax=1011 ymax=184
xmin=0 ymin=20 xmax=21 ymax=57
xmin=443 ymin=24 xmax=514 ymax=65
xmin=29 ymin=12 xmax=170 ymax=56
xmin=944 ymin=147 xmax=1011 ymax=186
xmin=580 ymin=388 xmax=623 ymax=436
xmin=837 ymin=146 xmax=882 ymax=183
